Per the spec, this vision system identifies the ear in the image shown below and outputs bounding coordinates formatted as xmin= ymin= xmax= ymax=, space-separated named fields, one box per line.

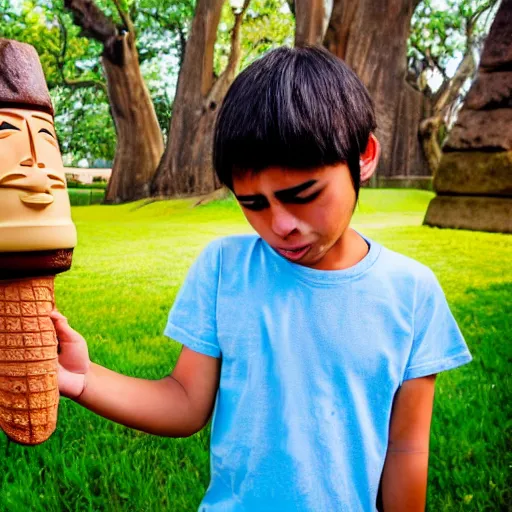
xmin=360 ymin=133 xmax=380 ymax=183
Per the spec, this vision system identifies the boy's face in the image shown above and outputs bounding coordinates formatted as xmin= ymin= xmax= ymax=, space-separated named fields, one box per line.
xmin=233 ymin=163 xmax=358 ymax=270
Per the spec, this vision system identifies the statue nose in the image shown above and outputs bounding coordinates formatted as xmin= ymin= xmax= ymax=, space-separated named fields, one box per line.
xmin=20 ymin=157 xmax=46 ymax=169
xmin=20 ymin=158 xmax=34 ymax=167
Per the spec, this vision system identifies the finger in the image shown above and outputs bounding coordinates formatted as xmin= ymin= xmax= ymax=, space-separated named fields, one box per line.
xmin=50 ymin=309 xmax=67 ymax=322
xmin=50 ymin=311 xmax=82 ymax=344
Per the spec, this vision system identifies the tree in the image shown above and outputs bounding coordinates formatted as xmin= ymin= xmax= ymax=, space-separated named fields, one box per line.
xmin=150 ymin=0 xmax=294 ymax=198
xmin=294 ymin=0 xmax=332 ymax=46
xmin=411 ymin=0 xmax=497 ymax=173
xmin=323 ymin=0 xmax=429 ymax=182
xmin=293 ymin=0 xmax=496 ymax=182
xmin=150 ymin=0 xmax=236 ymax=197
xmin=61 ymin=0 xmax=164 ymax=203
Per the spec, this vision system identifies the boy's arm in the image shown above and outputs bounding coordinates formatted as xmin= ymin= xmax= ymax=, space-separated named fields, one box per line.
xmin=79 ymin=348 xmax=220 ymax=437
xmin=53 ymin=313 xmax=220 ymax=437
xmin=380 ymin=374 xmax=436 ymax=512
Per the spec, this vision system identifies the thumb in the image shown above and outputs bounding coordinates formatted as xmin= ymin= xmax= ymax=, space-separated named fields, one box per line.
xmin=50 ymin=310 xmax=82 ymax=344
xmin=50 ymin=310 xmax=90 ymax=374
xmin=58 ymin=363 xmax=86 ymax=399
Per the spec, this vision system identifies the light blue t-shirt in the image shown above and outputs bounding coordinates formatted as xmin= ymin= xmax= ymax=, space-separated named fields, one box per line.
xmin=165 ymin=233 xmax=472 ymax=512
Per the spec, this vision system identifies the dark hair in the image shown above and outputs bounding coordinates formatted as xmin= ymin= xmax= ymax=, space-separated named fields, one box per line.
xmin=213 ymin=45 xmax=376 ymax=197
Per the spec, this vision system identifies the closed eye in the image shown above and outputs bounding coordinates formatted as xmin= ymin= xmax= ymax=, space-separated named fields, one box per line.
xmin=0 ymin=121 xmax=21 ymax=131
xmin=284 ymin=190 xmax=323 ymax=204
xmin=239 ymin=198 xmax=270 ymax=211
xmin=0 ymin=121 xmax=21 ymax=138
xmin=39 ymin=128 xmax=56 ymax=139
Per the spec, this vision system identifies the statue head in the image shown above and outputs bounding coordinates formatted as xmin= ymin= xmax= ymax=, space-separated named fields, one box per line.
xmin=0 ymin=39 xmax=76 ymax=253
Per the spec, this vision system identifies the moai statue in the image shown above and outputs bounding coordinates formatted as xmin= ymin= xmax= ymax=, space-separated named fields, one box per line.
xmin=0 ymin=39 xmax=77 ymax=444
xmin=424 ymin=0 xmax=512 ymax=233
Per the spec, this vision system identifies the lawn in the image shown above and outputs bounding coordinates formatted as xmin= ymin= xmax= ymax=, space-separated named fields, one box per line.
xmin=68 ymin=188 xmax=105 ymax=206
xmin=1 ymin=190 xmax=510 ymax=511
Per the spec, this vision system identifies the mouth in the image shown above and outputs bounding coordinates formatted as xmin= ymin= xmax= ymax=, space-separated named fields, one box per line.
xmin=20 ymin=192 xmax=54 ymax=206
xmin=275 ymin=244 xmax=312 ymax=262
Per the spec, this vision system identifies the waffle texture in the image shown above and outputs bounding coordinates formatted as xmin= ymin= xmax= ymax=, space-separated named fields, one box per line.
xmin=0 ymin=277 xmax=59 ymax=445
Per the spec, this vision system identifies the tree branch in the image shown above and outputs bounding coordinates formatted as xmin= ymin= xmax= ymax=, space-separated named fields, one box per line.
xmin=55 ymin=14 xmax=108 ymax=94
xmin=61 ymin=78 xmax=108 ymax=91
xmin=225 ymin=0 xmax=251 ymax=78
xmin=433 ymin=50 xmax=475 ymax=115
xmin=465 ymin=0 xmax=495 ymax=47
xmin=64 ymin=0 xmax=118 ymax=45
xmin=206 ymin=0 xmax=251 ymax=105
xmin=111 ymin=0 xmax=135 ymax=36
xmin=419 ymin=47 xmax=476 ymax=174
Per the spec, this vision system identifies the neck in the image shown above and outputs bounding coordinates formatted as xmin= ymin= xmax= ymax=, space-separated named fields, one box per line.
xmin=313 ymin=228 xmax=369 ymax=271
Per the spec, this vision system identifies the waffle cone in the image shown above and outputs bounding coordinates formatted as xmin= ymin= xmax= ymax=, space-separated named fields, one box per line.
xmin=0 ymin=277 xmax=59 ymax=445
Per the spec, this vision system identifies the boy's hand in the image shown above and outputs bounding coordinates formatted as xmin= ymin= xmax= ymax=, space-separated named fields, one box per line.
xmin=50 ymin=310 xmax=90 ymax=400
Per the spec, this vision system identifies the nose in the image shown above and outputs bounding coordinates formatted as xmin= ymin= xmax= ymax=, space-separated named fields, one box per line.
xmin=19 ymin=122 xmax=46 ymax=169
xmin=271 ymin=204 xmax=299 ymax=239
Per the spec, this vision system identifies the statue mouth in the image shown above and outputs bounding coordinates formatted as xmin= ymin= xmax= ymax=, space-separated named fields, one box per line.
xmin=0 ymin=169 xmax=65 ymax=208
xmin=20 ymin=192 xmax=54 ymax=206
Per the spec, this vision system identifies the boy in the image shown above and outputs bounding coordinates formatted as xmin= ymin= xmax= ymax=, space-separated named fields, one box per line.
xmin=52 ymin=46 xmax=472 ymax=511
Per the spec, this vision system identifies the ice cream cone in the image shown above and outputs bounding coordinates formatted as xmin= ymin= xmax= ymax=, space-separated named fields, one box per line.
xmin=0 ymin=39 xmax=77 ymax=445
xmin=0 ymin=277 xmax=59 ymax=445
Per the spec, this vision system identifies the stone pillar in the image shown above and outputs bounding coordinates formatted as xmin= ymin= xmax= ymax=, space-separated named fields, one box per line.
xmin=424 ymin=0 xmax=512 ymax=233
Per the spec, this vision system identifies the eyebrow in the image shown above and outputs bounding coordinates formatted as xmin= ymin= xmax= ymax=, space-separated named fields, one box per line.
xmin=32 ymin=114 xmax=53 ymax=125
xmin=0 ymin=112 xmax=53 ymax=125
xmin=236 ymin=179 xmax=318 ymax=201
xmin=0 ymin=112 xmax=24 ymax=121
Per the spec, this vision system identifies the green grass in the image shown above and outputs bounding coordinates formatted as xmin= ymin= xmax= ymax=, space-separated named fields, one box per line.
xmin=1 ymin=189 xmax=510 ymax=511
xmin=68 ymin=188 xmax=105 ymax=206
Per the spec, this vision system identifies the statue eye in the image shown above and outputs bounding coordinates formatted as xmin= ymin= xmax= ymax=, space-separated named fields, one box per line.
xmin=39 ymin=128 xmax=56 ymax=138
xmin=0 ymin=121 xmax=20 ymax=131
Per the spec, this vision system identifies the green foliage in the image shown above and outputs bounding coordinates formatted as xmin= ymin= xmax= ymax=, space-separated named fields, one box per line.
xmin=214 ymin=0 xmax=294 ymax=76
xmin=0 ymin=1 xmax=104 ymax=89
xmin=408 ymin=0 xmax=497 ymax=87
xmin=0 ymin=0 xmax=192 ymax=163
xmin=0 ymin=1 xmax=114 ymax=164
xmin=0 ymin=190 xmax=509 ymax=511
xmin=239 ymin=0 xmax=294 ymax=69
xmin=52 ymin=86 xmax=116 ymax=165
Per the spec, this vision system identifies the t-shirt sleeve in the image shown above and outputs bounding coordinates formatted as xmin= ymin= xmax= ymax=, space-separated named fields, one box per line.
xmin=164 ymin=240 xmax=222 ymax=358
xmin=403 ymin=270 xmax=472 ymax=381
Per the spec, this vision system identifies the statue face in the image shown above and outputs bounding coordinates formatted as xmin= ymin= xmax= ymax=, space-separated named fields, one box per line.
xmin=0 ymin=108 xmax=76 ymax=252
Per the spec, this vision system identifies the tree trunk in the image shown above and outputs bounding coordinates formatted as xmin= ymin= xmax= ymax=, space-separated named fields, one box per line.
xmin=294 ymin=0 xmax=333 ymax=46
xmin=393 ymin=84 xmax=432 ymax=177
xmin=103 ymin=33 xmax=164 ymax=202
xmin=323 ymin=0 xmax=430 ymax=180
xmin=151 ymin=0 xmax=245 ymax=198
xmin=64 ymin=0 xmax=164 ymax=203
